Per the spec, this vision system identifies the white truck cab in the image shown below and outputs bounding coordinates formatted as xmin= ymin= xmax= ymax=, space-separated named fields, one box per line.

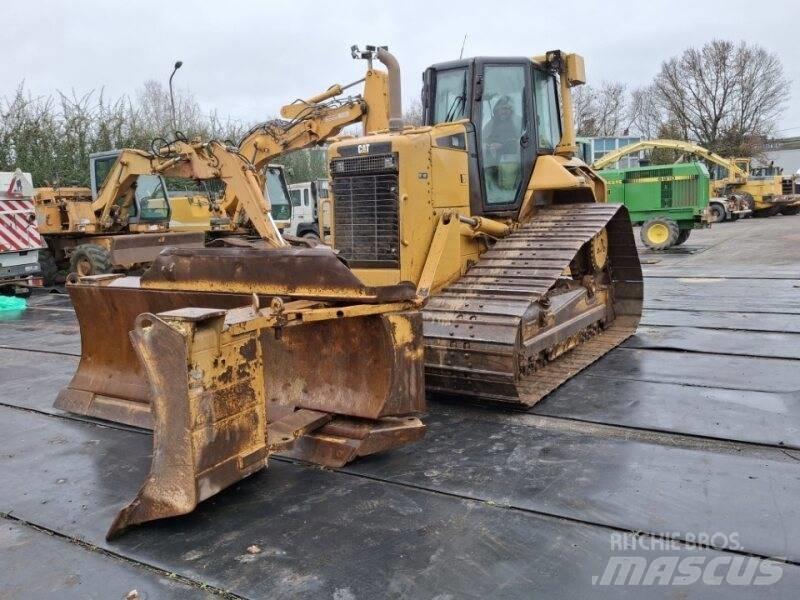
xmin=287 ymin=179 xmax=330 ymax=240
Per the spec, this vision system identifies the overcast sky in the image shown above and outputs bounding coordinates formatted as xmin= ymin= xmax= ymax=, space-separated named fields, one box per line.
xmin=5 ymin=0 xmax=800 ymax=136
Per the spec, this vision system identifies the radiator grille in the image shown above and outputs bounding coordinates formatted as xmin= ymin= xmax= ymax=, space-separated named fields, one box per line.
xmin=331 ymin=157 xmax=399 ymax=265
xmin=331 ymin=153 xmax=395 ymax=176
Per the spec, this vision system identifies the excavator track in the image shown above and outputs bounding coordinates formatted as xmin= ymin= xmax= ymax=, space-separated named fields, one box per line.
xmin=423 ymin=203 xmax=642 ymax=407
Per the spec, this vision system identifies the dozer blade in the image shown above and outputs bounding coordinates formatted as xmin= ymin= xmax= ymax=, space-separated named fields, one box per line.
xmin=423 ymin=203 xmax=643 ymax=407
xmin=108 ymin=307 xmax=335 ymax=539
xmin=56 ymin=246 xmax=425 ymax=467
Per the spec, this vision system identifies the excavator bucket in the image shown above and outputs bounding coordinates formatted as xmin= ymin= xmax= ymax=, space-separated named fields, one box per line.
xmin=58 ymin=246 xmax=426 ymax=536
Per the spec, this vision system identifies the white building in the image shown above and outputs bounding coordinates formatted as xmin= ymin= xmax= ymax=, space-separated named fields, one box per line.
xmin=579 ymin=136 xmax=645 ymax=168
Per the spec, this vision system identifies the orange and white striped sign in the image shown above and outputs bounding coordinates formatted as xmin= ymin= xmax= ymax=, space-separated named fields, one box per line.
xmin=0 ymin=171 xmax=45 ymax=253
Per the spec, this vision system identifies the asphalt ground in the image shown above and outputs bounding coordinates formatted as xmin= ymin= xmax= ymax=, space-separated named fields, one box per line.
xmin=1 ymin=215 xmax=799 ymax=599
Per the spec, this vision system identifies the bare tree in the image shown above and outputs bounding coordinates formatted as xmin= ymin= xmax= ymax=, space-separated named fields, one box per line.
xmin=628 ymin=84 xmax=665 ymax=139
xmin=572 ymin=85 xmax=598 ymax=136
xmin=572 ymin=82 xmax=627 ymax=137
xmin=654 ymin=40 xmax=789 ymax=156
xmin=403 ymin=99 xmax=424 ymax=127
xmin=0 ymin=81 xmax=253 ymax=186
xmin=594 ymin=82 xmax=627 ymax=136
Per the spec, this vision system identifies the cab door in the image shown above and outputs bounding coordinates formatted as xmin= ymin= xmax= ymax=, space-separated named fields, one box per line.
xmin=473 ymin=60 xmax=535 ymax=216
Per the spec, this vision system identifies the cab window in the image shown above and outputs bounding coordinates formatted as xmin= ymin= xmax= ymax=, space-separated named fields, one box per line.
xmin=134 ymin=175 xmax=169 ymax=221
xmin=290 ymin=190 xmax=302 ymax=207
xmin=265 ymin=168 xmax=291 ymax=221
xmin=532 ymin=69 xmax=561 ymax=150
xmin=433 ymin=68 xmax=469 ymax=124
xmin=93 ymin=156 xmax=117 ymax=193
xmin=479 ymin=65 xmax=527 ymax=205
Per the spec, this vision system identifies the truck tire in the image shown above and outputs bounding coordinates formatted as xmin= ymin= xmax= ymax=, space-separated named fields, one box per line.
xmin=709 ymin=202 xmax=727 ymax=223
xmin=754 ymin=206 xmax=781 ymax=218
xmin=38 ymin=249 xmax=60 ymax=286
xmin=780 ymin=205 xmax=800 ymax=216
xmin=640 ymin=218 xmax=680 ymax=250
xmin=674 ymin=229 xmax=691 ymax=246
xmin=302 ymin=231 xmax=321 ymax=242
xmin=69 ymin=244 xmax=112 ymax=277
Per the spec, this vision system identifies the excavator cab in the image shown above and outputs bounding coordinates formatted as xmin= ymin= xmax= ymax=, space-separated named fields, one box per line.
xmin=90 ymin=151 xmax=173 ymax=229
xmin=264 ymin=164 xmax=292 ymax=228
xmin=421 ymin=57 xmax=561 ymax=214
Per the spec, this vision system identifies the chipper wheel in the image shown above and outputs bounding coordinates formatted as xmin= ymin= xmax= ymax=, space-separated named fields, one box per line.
xmin=69 ymin=244 xmax=112 ymax=277
xmin=640 ymin=217 xmax=680 ymax=250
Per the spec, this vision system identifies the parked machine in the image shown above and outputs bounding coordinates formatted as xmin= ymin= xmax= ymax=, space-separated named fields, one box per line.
xmin=287 ymin=178 xmax=330 ymax=240
xmin=592 ymin=139 xmax=800 ymax=219
xmin=598 ymin=162 xmax=714 ymax=250
xmin=749 ymin=163 xmax=800 ymax=216
xmin=83 ymin=150 xmax=293 ymax=236
xmin=0 ymin=170 xmax=45 ymax=294
xmin=325 ymin=46 xmax=642 ymax=406
xmin=34 ymin=150 xmax=206 ymax=279
xmin=55 ymin=46 xmax=642 ymax=536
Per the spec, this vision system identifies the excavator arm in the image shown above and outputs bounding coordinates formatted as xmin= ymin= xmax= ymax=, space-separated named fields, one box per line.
xmin=219 ymin=47 xmax=393 ymax=233
xmin=591 ymin=138 xmax=750 ymax=181
xmin=91 ymin=141 xmax=286 ymax=247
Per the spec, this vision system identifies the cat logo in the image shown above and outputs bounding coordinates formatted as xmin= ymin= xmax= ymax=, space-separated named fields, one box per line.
xmin=357 ymin=144 xmax=370 ymax=155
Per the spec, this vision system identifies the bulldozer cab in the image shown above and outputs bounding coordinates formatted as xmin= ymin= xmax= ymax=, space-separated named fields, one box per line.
xmin=90 ymin=151 xmax=172 ymax=226
xmin=421 ymin=57 xmax=562 ymax=217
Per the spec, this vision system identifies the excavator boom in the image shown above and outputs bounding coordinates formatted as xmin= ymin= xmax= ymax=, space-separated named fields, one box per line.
xmin=217 ymin=53 xmax=391 ymax=232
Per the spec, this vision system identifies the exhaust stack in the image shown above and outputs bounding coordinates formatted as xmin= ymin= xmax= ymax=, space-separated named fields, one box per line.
xmin=376 ymin=47 xmax=403 ymax=131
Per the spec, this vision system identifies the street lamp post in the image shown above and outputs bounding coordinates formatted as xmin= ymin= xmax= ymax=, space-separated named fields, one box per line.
xmin=169 ymin=60 xmax=183 ymax=133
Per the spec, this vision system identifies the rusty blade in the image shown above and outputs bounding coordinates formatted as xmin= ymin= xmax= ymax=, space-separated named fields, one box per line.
xmin=59 ymin=282 xmax=425 ymax=423
xmin=107 ymin=309 xmax=270 ymax=540
xmin=141 ymin=246 xmax=416 ymax=303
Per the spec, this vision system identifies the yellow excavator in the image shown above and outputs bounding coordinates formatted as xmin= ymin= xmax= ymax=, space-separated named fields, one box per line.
xmin=39 ymin=52 xmax=389 ymax=276
xmin=592 ymin=139 xmax=800 ymax=218
xmin=57 ymin=46 xmax=642 ymax=535
xmin=34 ymin=152 xmax=207 ymax=278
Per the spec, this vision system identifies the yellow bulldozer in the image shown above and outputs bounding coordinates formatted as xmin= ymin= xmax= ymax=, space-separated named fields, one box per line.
xmin=56 ymin=46 xmax=642 ymax=536
xmin=325 ymin=46 xmax=643 ymax=405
